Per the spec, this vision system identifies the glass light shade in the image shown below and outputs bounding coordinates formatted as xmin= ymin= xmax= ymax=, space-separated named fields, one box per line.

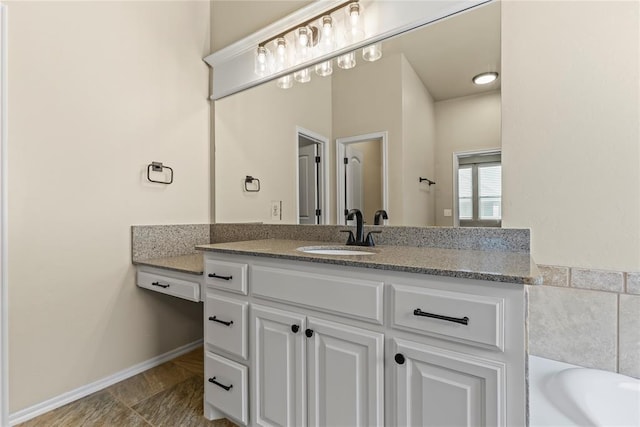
xmin=297 ymin=26 xmax=310 ymax=47
xmin=337 ymin=52 xmax=356 ymax=70
xmin=315 ymin=60 xmax=333 ymax=77
xmin=274 ymin=37 xmax=288 ymax=71
xmin=319 ymin=15 xmax=335 ymax=53
xmin=345 ymin=2 xmax=365 ymax=42
xmin=254 ymin=46 xmax=270 ymax=77
xmin=277 ymin=74 xmax=294 ymax=89
xmin=296 ymin=27 xmax=311 ymax=64
xmin=473 ymin=72 xmax=499 ymax=85
xmin=362 ymin=43 xmax=382 ymax=62
xmin=294 ymin=68 xmax=311 ymax=83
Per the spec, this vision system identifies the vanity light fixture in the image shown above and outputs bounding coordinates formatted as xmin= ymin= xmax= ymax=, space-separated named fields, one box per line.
xmin=251 ymin=0 xmax=383 ymax=89
xmin=472 ymin=71 xmax=499 ymax=85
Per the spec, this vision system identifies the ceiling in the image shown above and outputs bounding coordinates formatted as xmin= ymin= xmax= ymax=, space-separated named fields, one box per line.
xmin=383 ymin=1 xmax=501 ymax=101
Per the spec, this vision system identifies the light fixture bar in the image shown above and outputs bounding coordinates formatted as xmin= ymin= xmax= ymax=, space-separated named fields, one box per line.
xmin=258 ymin=0 xmax=359 ymax=48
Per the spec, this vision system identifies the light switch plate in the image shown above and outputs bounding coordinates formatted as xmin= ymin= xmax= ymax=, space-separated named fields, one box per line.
xmin=271 ymin=201 xmax=281 ymax=220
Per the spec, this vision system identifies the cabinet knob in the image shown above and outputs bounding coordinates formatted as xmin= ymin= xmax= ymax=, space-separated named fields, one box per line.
xmin=291 ymin=324 xmax=300 ymax=333
xmin=305 ymin=328 xmax=314 ymax=338
xmin=394 ymin=353 xmax=405 ymax=365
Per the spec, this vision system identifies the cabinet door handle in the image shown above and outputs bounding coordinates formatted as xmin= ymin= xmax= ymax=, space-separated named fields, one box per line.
xmin=305 ymin=328 xmax=314 ymax=338
xmin=208 ymin=376 xmax=233 ymax=391
xmin=208 ymin=316 xmax=233 ymax=326
xmin=291 ymin=324 xmax=300 ymax=333
xmin=151 ymin=281 xmax=170 ymax=289
xmin=208 ymin=273 xmax=233 ymax=281
xmin=413 ymin=308 xmax=469 ymax=325
xmin=394 ymin=353 xmax=405 ymax=365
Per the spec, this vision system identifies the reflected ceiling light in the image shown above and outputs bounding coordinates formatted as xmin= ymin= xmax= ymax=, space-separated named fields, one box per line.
xmin=362 ymin=42 xmax=382 ymax=62
xmin=277 ymin=74 xmax=294 ymax=89
xmin=337 ymin=52 xmax=356 ymax=70
xmin=294 ymin=67 xmax=311 ymax=83
xmin=472 ymin=71 xmax=499 ymax=85
xmin=315 ymin=60 xmax=333 ymax=77
xmin=254 ymin=0 xmax=371 ymax=86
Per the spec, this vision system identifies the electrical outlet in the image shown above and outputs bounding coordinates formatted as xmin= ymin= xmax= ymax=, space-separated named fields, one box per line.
xmin=444 ymin=209 xmax=452 ymax=217
xmin=271 ymin=201 xmax=281 ymax=220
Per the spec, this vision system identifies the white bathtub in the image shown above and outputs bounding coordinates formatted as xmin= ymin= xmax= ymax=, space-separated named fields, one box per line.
xmin=529 ymin=356 xmax=640 ymax=427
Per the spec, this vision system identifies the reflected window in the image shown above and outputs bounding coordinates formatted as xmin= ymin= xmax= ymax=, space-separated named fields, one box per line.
xmin=457 ymin=153 xmax=501 ymax=227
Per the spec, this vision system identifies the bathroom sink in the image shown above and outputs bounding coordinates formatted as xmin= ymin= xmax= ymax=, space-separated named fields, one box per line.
xmin=297 ymin=246 xmax=376 ymax=256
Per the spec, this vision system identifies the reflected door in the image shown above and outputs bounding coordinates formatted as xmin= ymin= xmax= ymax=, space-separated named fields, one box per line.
xmin=299 ymin=142 xmax=319 ymax=224
xmin=345 ymin=145 xmax=364 ymax=223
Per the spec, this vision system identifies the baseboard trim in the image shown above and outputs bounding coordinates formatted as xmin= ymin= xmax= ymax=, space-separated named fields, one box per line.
xmin=8 ymin=339 xmax=204 ymax=426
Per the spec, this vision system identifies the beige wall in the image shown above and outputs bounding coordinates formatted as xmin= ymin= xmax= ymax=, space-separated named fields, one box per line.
xmin=435 ymin=91 xmax=501 ymax=226
xmin=8 ymin=1 xmax=210 ymax=412
xmin=401 ymin=55 xmax=437 ymax=226
xmin=211 ymin=1 xmax=313 ymax=51
xmin=215 ymin=76 xmax=332 ymax=224
xmin=502 ymin=0 xmax=640 ymax=271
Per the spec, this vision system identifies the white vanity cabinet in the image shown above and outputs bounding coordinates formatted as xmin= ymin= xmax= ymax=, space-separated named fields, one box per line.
xmin=136 ymin=266 xmax=202 ymax=302
xmin=251 ymin=305 xmax=384 ymax=427
xmin=392 ymin=338 xmax=505 ymax=426
xmin=202 ymin=252 xmax=526 ymax=427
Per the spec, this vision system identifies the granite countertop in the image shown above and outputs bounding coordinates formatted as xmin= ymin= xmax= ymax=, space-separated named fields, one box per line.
xmin=196 ymin=239 xmax=542 ymax=285
xmin=133 ymin=253 xmax=203 ymax=275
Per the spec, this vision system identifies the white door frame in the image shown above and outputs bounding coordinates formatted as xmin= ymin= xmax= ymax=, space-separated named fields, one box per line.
xmin=452 ymin=147 xmax=501 ymax=227
xmin=295 ymin=126 xmax=330 ymax=225
xmin=336 ymin=131 xmax=388 ymax=225
xmin=1 ymin=3 xmax=8 ymax=425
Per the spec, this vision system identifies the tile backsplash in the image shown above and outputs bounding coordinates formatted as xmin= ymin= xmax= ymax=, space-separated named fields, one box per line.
xmin=529 ymin=265 xmax=640 ymax=378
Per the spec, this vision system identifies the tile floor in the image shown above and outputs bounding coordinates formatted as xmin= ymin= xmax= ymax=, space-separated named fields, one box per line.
xmin=17 ymin=347 xmax=238 ymax=427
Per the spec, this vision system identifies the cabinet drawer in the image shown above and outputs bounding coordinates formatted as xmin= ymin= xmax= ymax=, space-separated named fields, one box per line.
xmin=205 ymin=293 xmax=248 ymax=359
xmin=391 ymin=284 xmax=504 ymax=351
xmin=205 ymin=259 xmax=248 ymax=295
xmin=205 ymin=351 xmax=248 ymax=425
xmin=252 ymin=265 xmax=383 ymax=324
xmin=137 ymin=271 xmax=200 ymax=302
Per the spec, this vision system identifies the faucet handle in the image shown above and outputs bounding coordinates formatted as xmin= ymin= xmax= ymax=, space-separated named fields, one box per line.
xmin=340 ymin=230 xmax=356 ymax=245
xmin=364 ymin=230 xmax=382 ymax=247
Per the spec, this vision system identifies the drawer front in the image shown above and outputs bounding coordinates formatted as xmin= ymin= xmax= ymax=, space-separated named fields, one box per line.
xmin=391 ymin=284 xmax=504 ymax=351
xmin=205 ymin=259 xmax=248 ymax=295
xmin=205 ymin=352 xmax=248 ymax=425
xmin=205 ymin=293 xmax=248 ymax=359
xmin=252 ymin=265 xmax=383 ymax=324
xmin=137 ymin=271 xmax=200 ymax=302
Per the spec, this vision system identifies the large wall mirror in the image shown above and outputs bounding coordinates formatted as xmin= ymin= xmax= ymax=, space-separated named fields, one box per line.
xmin=214 ymin=1 xmax=500 ymax=227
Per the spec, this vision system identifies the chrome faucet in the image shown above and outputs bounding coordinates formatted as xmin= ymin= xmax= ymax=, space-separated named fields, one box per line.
xmin=341 ymin=208 xmax=381 ymax=246
xmin=374 ymin=209 xmax=388 ymax=225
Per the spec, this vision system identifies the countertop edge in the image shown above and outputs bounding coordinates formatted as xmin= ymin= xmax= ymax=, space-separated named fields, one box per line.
xmin=133 ymin=256 xmax=204 ymax=276
xmin=196 ymin=243 xmax=541 ymax=285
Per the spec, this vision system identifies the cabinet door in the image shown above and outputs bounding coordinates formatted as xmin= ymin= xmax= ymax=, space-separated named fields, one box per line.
xmin=392 ymin=338 xmax=506 ymax=427
xmin=306 ymin=317 xmax=384 ymax=427
xmin=252 ymin=305 xmax=306 ymax=427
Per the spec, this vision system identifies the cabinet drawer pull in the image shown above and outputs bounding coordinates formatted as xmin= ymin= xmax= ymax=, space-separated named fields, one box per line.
xmin=291 ymin=324 xmax=300 ymax=333
xmin=305 ymin=328 xmax=314 ymax=338
xmin=208 ymin=316 xmax=233 ymax=326
xmin=208 ymin=273 xmax=233 ymax=281
xmin=413 ymin=308 xmax=469 ymax=325
xmin=394 ymin=353 xmax=405 ymax=365
xmin=208 ymin=376 xmax=233 ymax=391
xmin=151 ymin=281 xmax=170 ymax=289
